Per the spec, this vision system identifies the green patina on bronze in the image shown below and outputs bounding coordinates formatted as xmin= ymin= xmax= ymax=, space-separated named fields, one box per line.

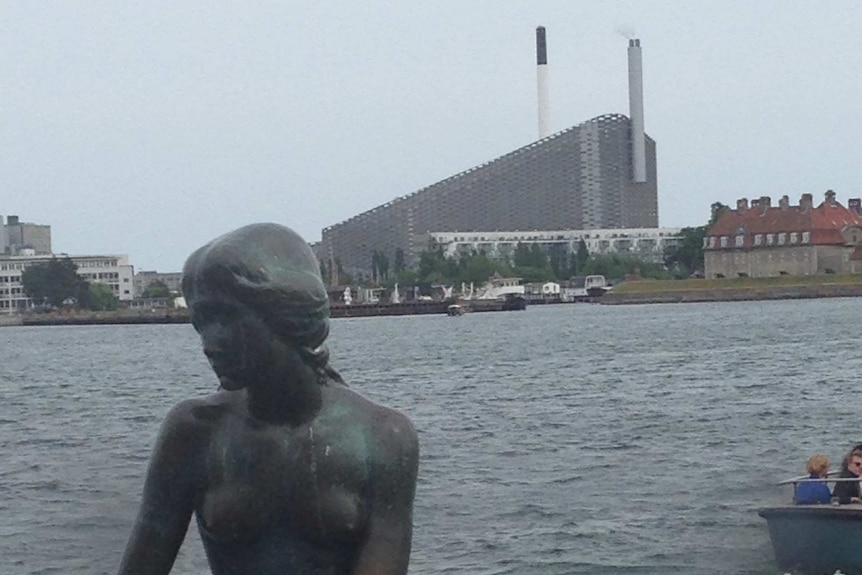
xmin=182 ymin=223 xmax=330 ymax=350
xmin=119 ymin=223 xmax=418 ymax=575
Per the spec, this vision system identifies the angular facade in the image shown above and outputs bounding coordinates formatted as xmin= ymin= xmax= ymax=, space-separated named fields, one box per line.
xmin=319 ymin=113 xmax=657 ymax=280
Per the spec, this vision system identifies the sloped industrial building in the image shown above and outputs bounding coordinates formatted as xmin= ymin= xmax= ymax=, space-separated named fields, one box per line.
xmin=319 ymin=113 xmax=657 ymax=280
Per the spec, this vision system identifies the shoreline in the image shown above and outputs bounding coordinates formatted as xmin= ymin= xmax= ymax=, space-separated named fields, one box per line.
xmin=3 ymin=282 xmax=862 ymax=326
xmin=600 ymin=282 xmax=862 ymax=305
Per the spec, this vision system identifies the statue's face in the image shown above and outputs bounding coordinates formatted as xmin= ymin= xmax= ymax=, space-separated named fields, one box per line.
xmin=189 ymin=290 xmax=285 ymax=391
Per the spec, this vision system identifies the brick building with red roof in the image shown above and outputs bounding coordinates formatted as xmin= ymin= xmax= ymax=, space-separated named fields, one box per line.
xmin=704 ymin=190 xmax=862 ymax=278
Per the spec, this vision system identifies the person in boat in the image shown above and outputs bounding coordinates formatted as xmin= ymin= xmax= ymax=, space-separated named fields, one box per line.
xmin=118 ymin=223 xmax=420 ymax=575
xmin=832 ymin=446 xmax=862 ymax=504
xmin=795 ymin=454 xmax=831 ymax=505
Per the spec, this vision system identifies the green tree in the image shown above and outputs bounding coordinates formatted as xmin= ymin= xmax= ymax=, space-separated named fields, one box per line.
xmin=513 ymin=243 xmax=532 ymax=267
xmin=568 ymin=239 xmax=590 ymax=276
xmin=88 ymin=283 xmax=118 ymax=311
xmin=548 ymin=244 xmax=569 ymax=280
xmin=332 ymin=258 xmax=351 ymax=286
xmin=663 ymin=227 xmax=707 ymax=278
xmin=378 ymin=252 xmax=390 ymax=282
xmin=142 ymin=279 xmax=170 ymax=299
xmin=394 ymin=248 xmax=405 ymax=274
xmin=709 ymin=201 xmax=729 ymax=226
xmin=663 ymin=202 xmax=729 ymax=278
xmin=21 ymin=257 xmax=89 ymax=308
xmin=528 ymin=244 xmax=548 ymax=268
xmin=583 ymin=254 xmax=670 ymax=281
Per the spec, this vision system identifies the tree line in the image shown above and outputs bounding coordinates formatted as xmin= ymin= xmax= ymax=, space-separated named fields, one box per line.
xmin=20 ymin=257 xmax=118 ymax=311
xmin=320 ymin=203 xmax=727 ymax=289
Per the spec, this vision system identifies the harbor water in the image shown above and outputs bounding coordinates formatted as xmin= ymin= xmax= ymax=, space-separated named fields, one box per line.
xmin=4 ymin=298 xmax=862 ymax=574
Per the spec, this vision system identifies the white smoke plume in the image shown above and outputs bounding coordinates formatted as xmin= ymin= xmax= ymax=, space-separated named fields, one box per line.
xmin=615 ymin=25 xmax=635 ymax=39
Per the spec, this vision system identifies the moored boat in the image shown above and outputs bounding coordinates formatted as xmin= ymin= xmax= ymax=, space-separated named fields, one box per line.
xmin=446 ymin=304 xmax=465 ymax=316
xmin=759 ymin=475 xmax=862 ymax=574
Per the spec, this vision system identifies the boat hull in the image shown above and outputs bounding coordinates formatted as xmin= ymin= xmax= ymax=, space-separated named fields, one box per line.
xmin=759 ymin=505 xmax=862 ymax=574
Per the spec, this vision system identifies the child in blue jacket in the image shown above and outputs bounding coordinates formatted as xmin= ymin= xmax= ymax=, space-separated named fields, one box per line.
xmin=796 ymin=454 xmax=831 ymax=505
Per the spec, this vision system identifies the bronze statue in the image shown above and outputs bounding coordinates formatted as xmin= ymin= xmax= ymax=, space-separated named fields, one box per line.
xmin=118 ymin=223 xmax=419 ymax=575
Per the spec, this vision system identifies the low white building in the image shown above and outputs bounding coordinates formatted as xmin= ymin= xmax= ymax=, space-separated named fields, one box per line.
xmin=524 ymin=281 xmax=561 ymax=297
xmin=0 ymin=253 xmax=134 ymax=314
xmin=134 ymin=270 xmax=183 ymax=297
xmin=428 ymin=227 xmax=682 ymax=263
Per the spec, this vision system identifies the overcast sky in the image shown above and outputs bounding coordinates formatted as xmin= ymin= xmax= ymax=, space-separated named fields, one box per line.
xmin=3 ymin=1 xmax=860 ymax=272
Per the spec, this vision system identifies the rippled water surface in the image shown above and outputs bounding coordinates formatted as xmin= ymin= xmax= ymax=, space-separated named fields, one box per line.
xmin=5 ymin=299 xmax=862 ymax=574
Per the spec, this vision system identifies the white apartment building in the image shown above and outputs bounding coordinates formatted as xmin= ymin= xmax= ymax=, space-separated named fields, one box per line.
xmin=428 ymin=227 xmax=682 ymax=264
xmin=0 ymin=253 xmax=134 ymax=314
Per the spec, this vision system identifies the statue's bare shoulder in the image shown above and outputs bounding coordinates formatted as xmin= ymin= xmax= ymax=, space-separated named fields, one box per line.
xmin=324 ymin=385 xmax=419 ymax=498
xmin=156 ymin=391 xmax=241 ymax=451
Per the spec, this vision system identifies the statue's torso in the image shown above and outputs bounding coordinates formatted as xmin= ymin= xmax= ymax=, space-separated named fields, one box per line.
xmin=192 ymin=391 xmax=372 ymax=574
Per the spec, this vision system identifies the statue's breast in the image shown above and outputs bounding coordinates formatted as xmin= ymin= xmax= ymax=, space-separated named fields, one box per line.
xmin=197 ymin=416 xmax=370 ymax=547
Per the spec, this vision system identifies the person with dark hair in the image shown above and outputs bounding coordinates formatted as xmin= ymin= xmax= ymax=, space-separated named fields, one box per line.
xmin=118 ymin=223 xmax=419 ymax=575
xmin=832 ymin=446 xmax=862 ymax=505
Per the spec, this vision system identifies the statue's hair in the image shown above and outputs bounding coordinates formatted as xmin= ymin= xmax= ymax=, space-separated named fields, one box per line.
xmin=182 ymin=223 xmax=344 ymax=386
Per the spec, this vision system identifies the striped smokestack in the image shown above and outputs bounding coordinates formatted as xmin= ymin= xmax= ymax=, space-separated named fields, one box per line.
xmin=628 ymin=38 xmax=646 ymax=183
xmin=536 ymin=26 xmax=550 ymax=140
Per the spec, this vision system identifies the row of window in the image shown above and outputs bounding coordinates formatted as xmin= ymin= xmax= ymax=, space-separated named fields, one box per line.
xmin=0 ymin=260 xmax=121 ymax=271
xmin=77 ymin=260 xmax=119 ymax=268
xmin=708 ymin=231 xmax=811 ymax=249
xmin=0 ymin=287 xmax=131 ymax=301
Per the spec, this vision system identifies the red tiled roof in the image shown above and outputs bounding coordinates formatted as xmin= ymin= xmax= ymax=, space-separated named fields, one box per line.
xmin=707 ymin=200 xmax=862 ymax=248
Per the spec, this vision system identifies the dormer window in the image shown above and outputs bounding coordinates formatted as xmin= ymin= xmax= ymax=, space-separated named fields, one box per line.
xmin=735 ymin=235 xmax=745 ymax=247
xmin=708 ymin=237 xmax=717 ymax=248
xmin=802 ymin=231 xmax=811 ymax=244
xmin=720 ymin=236 xmax=729 ymax=248
xmin=790 ymin=232 xmax=798 ymax=244
xmin=778 ymin=233 xmax=787 ymax=245
xmin=754 ymin=234 xmax=763 ymax=246
xmin=767 ymin=234 xmax=775 ymax=245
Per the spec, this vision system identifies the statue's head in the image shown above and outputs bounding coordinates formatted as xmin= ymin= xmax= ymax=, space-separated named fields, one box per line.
xmin=182 ymin=223 xmax=330 ymax=351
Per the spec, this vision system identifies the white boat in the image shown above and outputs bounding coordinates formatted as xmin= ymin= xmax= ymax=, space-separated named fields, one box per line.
xmin=584 ymin=275 xmax=612 ymax=297
xmin=446 ymin=304 xmax=465 ymax=316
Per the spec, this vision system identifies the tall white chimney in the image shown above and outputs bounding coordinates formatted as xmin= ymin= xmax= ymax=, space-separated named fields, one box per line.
xmin=628 ymin=38 xmax=646 ymax=183
xmin=536 ymin=26 xmax=550 ymax=140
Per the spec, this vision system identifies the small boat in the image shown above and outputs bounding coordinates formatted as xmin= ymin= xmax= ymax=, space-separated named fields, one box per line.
xmin=446 ymin=304 xmax=465 ymax=316
xmin=500 ymin=293 xmax=527 ymax=311
xmin=584 ymin=274 xmax=612 ymax=298
xmin=759 ymin=474 xmax=862 ymax=574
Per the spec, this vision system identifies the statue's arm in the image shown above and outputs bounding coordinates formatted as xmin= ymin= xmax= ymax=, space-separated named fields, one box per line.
xmin=352 ymin=410 xmax=420 ymax=575
xmin=117 ymin=402 xmax=202 ymax=575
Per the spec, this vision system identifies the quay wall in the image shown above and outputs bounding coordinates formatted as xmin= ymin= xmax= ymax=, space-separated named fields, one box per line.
xmin=600 ymin=283 xmax=862 ymax=305
xmin=4 ymin=300 xmax=455 ymax=327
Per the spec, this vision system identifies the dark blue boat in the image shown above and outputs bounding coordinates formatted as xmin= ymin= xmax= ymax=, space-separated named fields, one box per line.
xmin=760 ymin=476 xmax=862 ymax=574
